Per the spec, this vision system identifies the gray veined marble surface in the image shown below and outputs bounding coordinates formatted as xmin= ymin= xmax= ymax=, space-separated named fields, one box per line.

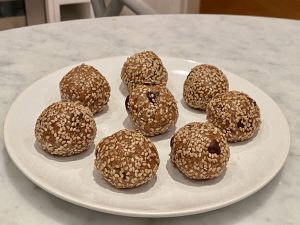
xmin=0 ymin=15 xmax=299 ymax=224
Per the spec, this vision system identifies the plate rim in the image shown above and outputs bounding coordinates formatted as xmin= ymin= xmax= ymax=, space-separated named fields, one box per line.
xmin=4 ymin=56 xmax=291 ymax=217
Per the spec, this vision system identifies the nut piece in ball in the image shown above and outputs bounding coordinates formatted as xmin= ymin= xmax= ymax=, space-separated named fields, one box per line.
xmin=121 ymin=51 xmax=168 ymax=92
xmin=94 ymin=129 xmax=160 ymax=189
xmin=207 ymin=90 xmax=261 ymax=142
xmin=126 ymin=85 xmax=179 ymax=136
xmin=59 ymin=63 xmax=111 ymax=114
xmin=170 ymin=122 xmax=230 ymax=180
xmin=183 ymin=64 xmax=229 ymax=110
xmin=35 ymin=101 xmax=97 ymax=156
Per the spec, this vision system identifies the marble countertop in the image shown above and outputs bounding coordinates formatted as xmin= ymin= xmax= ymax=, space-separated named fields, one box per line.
xmin=0 ymin=15 xmax=299 ymax=224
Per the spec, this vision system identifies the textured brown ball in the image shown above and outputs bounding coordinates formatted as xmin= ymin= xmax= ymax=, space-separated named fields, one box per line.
xmin=183 ymin=64 xmax=229 ymax=110
xmin=121 ymin=51 xmax=168 ymax=92
xmin=60 ymin=63 xmax=110 ymax=114
xmin=94 ymin=129 xmax=160 ymax=189
xmin=170 ymin=122 xmax=230 ymax=180
xmin=207 ymin=90 xmax=261 ymax=142
xmin=125 ymin=85 xmax=179 ymax=136
xmin=35 ymin=101 xmax=97 ymax=156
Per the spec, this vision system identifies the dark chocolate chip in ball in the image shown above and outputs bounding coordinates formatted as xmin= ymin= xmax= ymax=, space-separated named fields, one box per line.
xmin=208 ymin=140 xmax=221 ymax=155
xmin=125 ymin=95 xmax=130 ymax=111
xmin=170 ymin=135 xmax=175 ymax=147
xmin=146 ymin=91 xmax=159 ymax=103
xmin=237 ymin=119 xmax=245 ymax=128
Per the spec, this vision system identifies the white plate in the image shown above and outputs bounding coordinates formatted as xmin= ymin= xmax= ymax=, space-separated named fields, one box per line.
xmin=4 ymin=56 xmax=290 ymax=217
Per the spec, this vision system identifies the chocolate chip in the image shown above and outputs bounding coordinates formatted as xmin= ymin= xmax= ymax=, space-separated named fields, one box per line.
xmin=208 ymin=140 xmax=220 ymax=155
xmin=146 ymin=91 xmax=159 ymax=103
xmin=122 ymin=172 xmax=127 ymax=180
xmin=237 ymin=119 xmax=245 ymax=128
xmin=125 ymin=96 xmax=130 ymax=111
xmin=142 ymin=82 xmax=153 ymax=86
xmin=170 ymin=135 xmax=175 ymax=147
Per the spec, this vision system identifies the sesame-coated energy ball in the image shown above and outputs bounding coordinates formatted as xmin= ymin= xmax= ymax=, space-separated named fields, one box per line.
xmin=60 ymin=63 xmax=110 ymax=114
xmin=125 ymin=85 xmax=179 ymax=136
xmin=121 ymin=51 xmax=168 ymax=92
xmin=35 ymin=101 xmax=97 ymax=156
xmin=170 ymin=122 xmax=230 ymax=180
xmin=207 ymin=90 xmax=261 ymax=142
xmin=94 ymin=129 xmax=160 ymax=189
xmin=183 ymin=64 xmax=229 ymax=111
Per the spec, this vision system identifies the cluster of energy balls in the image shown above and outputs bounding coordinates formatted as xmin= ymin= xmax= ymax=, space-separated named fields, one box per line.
xmin=35 ymin=50 xmax=261 ymax=189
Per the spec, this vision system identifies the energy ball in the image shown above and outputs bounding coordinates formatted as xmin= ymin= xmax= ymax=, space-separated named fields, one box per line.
xmin=170 ymin=122 xmax=230 ymax=180
xmin=35 ymin=101 xmax=97 ymax=156
xmin=60 ymin=63 xmax=110 ymax=114
xmin=121 ymin=51 xmax=168 ymax=92
xmin=94 ymin=129 xmax=160 ymax=189
xmin=125 ymin=85 xmax=179 ymax=136
xmin=207 ymin=90 xmax=261 ymax=142
xmin=183 ymin=64 xmax=229 ymax=110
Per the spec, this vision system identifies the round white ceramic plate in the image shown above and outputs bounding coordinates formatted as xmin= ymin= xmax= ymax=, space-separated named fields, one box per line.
xmin=4 ymin=56 xmax=290 ymax=217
